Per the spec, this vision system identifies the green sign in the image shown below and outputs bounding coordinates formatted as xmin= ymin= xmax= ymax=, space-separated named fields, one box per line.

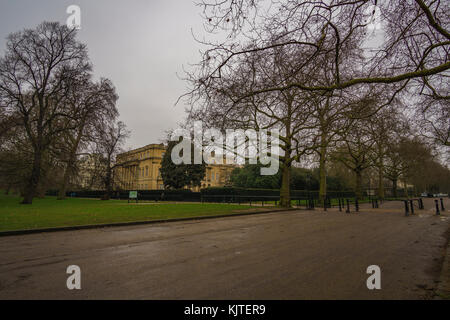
xmin=129 ymin=191 xmax=138 ymax=199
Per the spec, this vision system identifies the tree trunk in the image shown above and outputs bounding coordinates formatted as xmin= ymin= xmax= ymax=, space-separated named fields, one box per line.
xmin=57 ymin=167 xmax=71 ymax=200
xmin=5 ymin=184 xmax=11 ymax=195
xmin=318 ymin=144 xmax=327 ymax=204
xmin=22 ymin=150 xmax=42 ymax=204
xmin=355 ymin=169 xmax=363 ymax=200
xmin=58 ymin=156 xmax=76 ymax=200
xmin=317 ymin=102 xmax=329 ymax=206
xmin=377 ymin=164 xmax=384 ymax=199
xmin=58 ymin=121 xmax=85 ymax=200
xmin=279 ymin=103 xmax=292 ymax=208
xmin=103 ymin=165 xmax=112 ymax=200
xmin=279 ymin=162 xmax=291 ymax=208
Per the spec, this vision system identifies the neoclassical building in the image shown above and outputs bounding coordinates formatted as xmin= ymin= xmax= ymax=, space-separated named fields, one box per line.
xmin=115 ymin=143 xmax=236 ymax=190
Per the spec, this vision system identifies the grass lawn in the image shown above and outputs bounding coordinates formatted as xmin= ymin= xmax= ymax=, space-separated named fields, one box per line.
xmin=0 ymin=193 xmax=257 ymax=232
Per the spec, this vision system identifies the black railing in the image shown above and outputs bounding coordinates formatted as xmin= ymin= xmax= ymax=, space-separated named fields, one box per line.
xmin=46 ymin=188 xmax=361 ymax=206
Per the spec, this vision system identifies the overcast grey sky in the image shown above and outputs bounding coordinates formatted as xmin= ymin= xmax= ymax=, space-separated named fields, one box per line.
xmin=0 ymin=0 xmax=206 ymax=150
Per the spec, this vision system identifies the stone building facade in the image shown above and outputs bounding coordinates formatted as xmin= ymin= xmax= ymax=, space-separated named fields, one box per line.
xmin=115 ymin=143 xmax=236 ymax=190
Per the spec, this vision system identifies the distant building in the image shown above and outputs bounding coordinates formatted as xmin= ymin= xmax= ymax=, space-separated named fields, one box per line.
xmin=74 ymin=154 xmax=105 ymax=190
xmin=114 ymin=143 xmax=236 ymax=190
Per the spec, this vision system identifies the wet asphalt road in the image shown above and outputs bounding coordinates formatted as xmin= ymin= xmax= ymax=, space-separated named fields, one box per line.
xmin=0 ymin=198 xmax=449 ymax=299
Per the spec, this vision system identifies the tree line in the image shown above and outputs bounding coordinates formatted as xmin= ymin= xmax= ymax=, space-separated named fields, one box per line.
xmin=0 ymin=22 xmax=129 ymax=204
xmin=180 ymin=0 xmax=450 ymax=207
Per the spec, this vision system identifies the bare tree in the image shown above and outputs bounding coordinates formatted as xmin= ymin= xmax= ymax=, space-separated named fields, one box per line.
xmin=383 ymin=135 xmax=429 ymax=198
xmin=194 ymin=0 xmax=449 ymax=93
xmin=366 ymin=106 xmax=402 ymax=199
xmin=306 ymin=92 xmax=381 ymax=202
xmin=0 ymin=22 xmax=91 ymax=204
xmin=331 ymin=120 xmax=375 ymax=199
xmin=183 ymin=0 xmax=444 ymax=206
xmin=54 ymin=77 xmax=118 ymax=200
xmin=185 ymin=43 xmax=331 ymax=207
xmin=0 ymin=126 xmax=32 ymax=195
xmin=93 ymin=121 xmax=130 ymax=200
xmin=417 ymin=98 xmax=450 ymax=148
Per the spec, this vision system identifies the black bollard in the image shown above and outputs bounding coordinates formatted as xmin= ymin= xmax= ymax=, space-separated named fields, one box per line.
xmin=404 ymin=200 xmax=409 ymax=216
xmin=375 ymin=199 xmax=379 ymax=208
xmin=338 ymin=198 xmax=342 ymax=212
xmin=435 ymin=199 xmax=440 ymax=215
xmin=346 ymin=199 xmax=350 ymax=213
xmin=355 ymin=198 xmax=359 ymax=212
xmin=409 ymin=199 xmax=414 ymax=215
xmin=440 ymin=198 xmax=445 ymax=211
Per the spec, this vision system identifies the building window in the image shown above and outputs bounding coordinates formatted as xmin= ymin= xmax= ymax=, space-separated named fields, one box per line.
xmin=146 ymin=166 xmax=148 ymax=176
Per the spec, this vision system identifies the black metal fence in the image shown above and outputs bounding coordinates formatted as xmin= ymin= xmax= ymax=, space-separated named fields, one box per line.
xmin=46 ymin=189 xmax=201 ymax=202
xmin=47 ymin=187 xmax=357 ymax=204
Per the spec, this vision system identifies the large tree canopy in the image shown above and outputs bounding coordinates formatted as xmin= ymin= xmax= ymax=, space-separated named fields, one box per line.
xmin=193 ymin=0 xmax=449 ymax=93
xmin=0 ymin=22 xmax=125 ymax=203
xmin=160 ymin=140 xmax=206 ymax=190
xmin=182 ymin=0 xmax=449 ymax=207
